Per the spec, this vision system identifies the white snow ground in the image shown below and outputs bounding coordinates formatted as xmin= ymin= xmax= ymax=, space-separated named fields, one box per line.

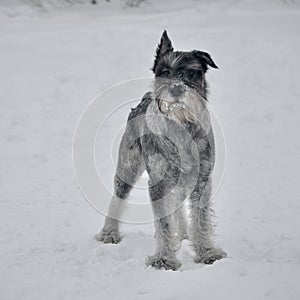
xmin=1 ymin=0 xmax=300 ymax=299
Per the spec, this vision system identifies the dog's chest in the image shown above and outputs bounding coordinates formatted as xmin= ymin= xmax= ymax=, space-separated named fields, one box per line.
xmin=142 ymin=96 xmax=214 ymax=179
xmin=142 ymin=123 xmax=210 ymax=178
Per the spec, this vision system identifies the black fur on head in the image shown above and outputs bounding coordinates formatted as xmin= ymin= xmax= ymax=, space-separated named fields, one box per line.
xmin=152 ymin=30 xmax=218 ymax=75
xmin=192 ymin=50 xmax=218 ymax=71
xmin=152 ymin=30 xmax=174 ymax=73
xmin=152 ymin=31 xmax=219 ymax=123
xmin=152 ymin=31 xmax=218 ymax=99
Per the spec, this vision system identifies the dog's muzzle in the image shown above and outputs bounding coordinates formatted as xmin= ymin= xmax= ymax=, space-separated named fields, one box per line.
xmin=169 ymin=84 xmax=186 ymax=98
xmin=156 ymin=82 xmax=191 ymax=115
xmin=163 ymin=101 xmax=186 ymax=112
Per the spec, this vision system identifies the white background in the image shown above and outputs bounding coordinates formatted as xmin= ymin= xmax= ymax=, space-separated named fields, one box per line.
xmin=0 ymin=0 xmax=299 ymax=299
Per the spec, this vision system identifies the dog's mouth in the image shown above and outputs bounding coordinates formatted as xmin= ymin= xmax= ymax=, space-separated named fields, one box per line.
xmin=158 ymin=99 xmax=186 ymax=113
xmin=156 ymin=97 xmax=199 ymax=123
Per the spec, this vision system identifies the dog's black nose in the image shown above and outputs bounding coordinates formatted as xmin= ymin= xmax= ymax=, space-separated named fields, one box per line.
xmin=169 ymin=84 xmax=185 ymax=98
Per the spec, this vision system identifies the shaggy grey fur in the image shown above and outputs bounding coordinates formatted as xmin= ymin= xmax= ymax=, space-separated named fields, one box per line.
xmin=96 ymin=30 xmax=227 ymax=270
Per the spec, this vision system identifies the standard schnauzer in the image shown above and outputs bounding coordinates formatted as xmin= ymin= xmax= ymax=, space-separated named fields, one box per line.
xmin=96 ymin=30 xmax=227 ymax=270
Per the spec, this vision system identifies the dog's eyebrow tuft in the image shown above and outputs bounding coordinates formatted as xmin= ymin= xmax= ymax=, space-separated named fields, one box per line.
xmin=170 ymin=54 xmax=184 ymax=68
xmin=183 ymin=63 xmax=203 ymax=70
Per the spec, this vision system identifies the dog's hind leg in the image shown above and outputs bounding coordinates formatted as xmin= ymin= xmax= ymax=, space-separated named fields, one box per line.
xmin=174 ymin=203 xmax=189 ymax=242
xmin=173 ymin=189 xmax=189 ymax=242
xmin=95 ymin=178 xmax=130 ymax=244
xmin=189 ymin=178 xmax=227 ymax=264
xmin=96 ymin=133 xmax=145 ymax=244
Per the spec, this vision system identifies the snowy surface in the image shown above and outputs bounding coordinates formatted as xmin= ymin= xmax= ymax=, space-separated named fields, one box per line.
xmin=1 ymin=0 xmax=300 ymax=299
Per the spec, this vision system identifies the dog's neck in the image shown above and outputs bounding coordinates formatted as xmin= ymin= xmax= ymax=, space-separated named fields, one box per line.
xmin=145 ymin=92 xmax=212 ymax=139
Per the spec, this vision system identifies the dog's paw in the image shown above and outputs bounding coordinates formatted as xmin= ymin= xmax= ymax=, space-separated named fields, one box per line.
xmin=194 ymin=248 xmax=227 ymax=264
xmin=95 ymin=230 xmax=121 ymax=244
xmin=146 ymin=255 xmax=181 ymax=271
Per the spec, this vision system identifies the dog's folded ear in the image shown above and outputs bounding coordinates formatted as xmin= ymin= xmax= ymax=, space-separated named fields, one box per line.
xmin=152 ymin=30 xmax=173 ymax=72
xmin=193 ymin=50 xmax=218 ymax=70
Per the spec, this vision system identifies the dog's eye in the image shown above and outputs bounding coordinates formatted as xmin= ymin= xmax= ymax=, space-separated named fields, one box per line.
xmin=161 ymin=70 xmax=171 ymax=77
xmin=187 ymin=69 xmax=201 ymax=78
xmin=188 ymin=70 xmax=195 ymax=77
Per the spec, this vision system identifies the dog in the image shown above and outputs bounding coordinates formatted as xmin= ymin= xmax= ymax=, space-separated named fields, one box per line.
xmin=95 ymin=30 xmax=227 ymax=270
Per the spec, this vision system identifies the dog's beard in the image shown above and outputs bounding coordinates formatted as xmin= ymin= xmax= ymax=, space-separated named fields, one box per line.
xmin=154 ymin=80 xmax=205 ymax=123
xmin=159 ymin=98 xmax=195 ymax=123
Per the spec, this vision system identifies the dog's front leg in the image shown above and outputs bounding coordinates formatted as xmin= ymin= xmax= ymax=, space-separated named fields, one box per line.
xmin=146 ymin=181 xmax=181 ymax=271
xmin=189 ymin=178 xmax=227 ymax=264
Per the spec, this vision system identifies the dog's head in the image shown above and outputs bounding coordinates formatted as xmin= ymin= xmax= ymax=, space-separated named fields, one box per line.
xmin=152 ymin=30 xmax=218 ymax=123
